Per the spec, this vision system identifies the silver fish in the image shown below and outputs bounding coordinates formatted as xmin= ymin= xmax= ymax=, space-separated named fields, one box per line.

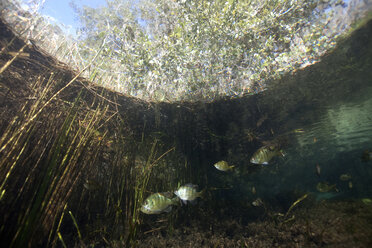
xmin=339 ymin=174 xmax=352 ymax=181
xmin=252 ymin=198 xmax=263 ymax=207
xmin=174 ymin=184 xmax=203 ymax=204
xmin=251 ymin=186 xmax=256 ymax=195
xmin=348 ymin=181 xmax=353 ymax=189
xmin=315 ymin=164 xmax=321 ymax=177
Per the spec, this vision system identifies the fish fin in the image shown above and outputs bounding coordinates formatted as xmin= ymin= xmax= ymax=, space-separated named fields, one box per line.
xmin=279 ymin=150 xmax=286 ymax=157
xmin=172 ymin=197 xmax=180 ymax=205
xmin=83 ymin=183 xmax=90 ymax=190
xmin=163 ymin=205 xmax=173 ymax=213
xmin=161 ymin=192 xmax=174 ymax=198
xmin=262 ymin=141 xmax=271 ymax=146
xmin=250 ymin=160 xmax=258 ymax=164
xmin=332 ymin=185 xmax=339 ymax=192
xmin=198 ymin=188 xmax=206 ymax=198
xmin=233 ymin=167 xmax=241 ymax=175
xmin=182 ymin=199 xmax=188 ymax=205
xmin=262 ymin=162 xmax=269 ymax=165
xmin=184 ymin=183 xmax=198 ymax=189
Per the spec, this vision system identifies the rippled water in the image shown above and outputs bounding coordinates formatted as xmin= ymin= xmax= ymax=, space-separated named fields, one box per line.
xmin=247 ymin=85 xmax=372 ymax=203
xmin=296 ymin=87 xmax=372 ymax=153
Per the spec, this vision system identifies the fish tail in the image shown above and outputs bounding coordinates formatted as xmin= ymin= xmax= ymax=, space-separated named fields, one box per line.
xmin=198 ymin=188 xmax=207 ymax=198
xmin=171 ymin=197 xmax=181 ymax=205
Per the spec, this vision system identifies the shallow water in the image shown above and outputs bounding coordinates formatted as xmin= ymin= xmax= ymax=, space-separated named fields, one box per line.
xmin=255 ymin=89 xmax=372 ymax=201
xmin=1 ymin=3 xmax=372 ymax=248
xmin=176 ymin=22 xmax=372 ymax=229
xmin=208 ymin=77 xmax=372 ymax=214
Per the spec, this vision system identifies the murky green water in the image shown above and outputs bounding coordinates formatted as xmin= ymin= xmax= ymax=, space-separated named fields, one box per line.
xmin=249 ymin=86 xmax=372 ymax=203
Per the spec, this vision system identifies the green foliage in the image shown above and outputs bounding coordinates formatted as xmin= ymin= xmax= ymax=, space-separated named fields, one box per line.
xmin=2 ymin=0 xmax=366 ymax=101
xmin=71 ymin=0 xmax=352 ymax=101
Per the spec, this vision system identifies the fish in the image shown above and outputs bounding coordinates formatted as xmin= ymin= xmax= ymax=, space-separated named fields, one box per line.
xmin=339 ymin=174 xmax=352 ymax=181
xmin=293 ymin=128 xmax=305 ymax=133
xmin=250 ymin=145 xmax=284 ymax=165
xmin=251 ymin=186 xmax=256 ymax=195
xmin=315 ymin=164 xmax=321 ymax=177
xmin=362 ymin=198 xmax=372 ymax=205
xmin=214 ymin=160 xmax=235 ymax=171
xmin=348 ymin=181 xmax=353 ymax=189
xmin=140 ymin=193 xmax=179 ymax=214
xmin=257 ymin=114 xmax=268 ymax=127
xmin=174 ymin=184 xmax=203 ymax=204
xmin=83 ymin=179 xmax=102 ymax=191
xmin=316 ymin=182 xmax=338 ymax=193
xmin=252 ymin=198 xmax=263 ymax=207
xmin=361 ymin=150 xmax=372 ymax=162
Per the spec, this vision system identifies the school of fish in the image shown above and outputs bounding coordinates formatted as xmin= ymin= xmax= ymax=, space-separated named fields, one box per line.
xmin=140 ymin=135 xmax=368 ymax=215
xmin=141 ymin=184 xmax=204 ymax=214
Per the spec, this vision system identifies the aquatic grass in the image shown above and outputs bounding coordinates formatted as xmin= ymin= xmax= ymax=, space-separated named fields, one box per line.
xmin=124 ymin=139 xmax=159 ymax=246
xmin=0 ymin=75 xmax=56 ymax=216
xmin=126 ymin=140 xmax=176 ymax=245
xmin=0 ymin=52 xmax=112 ymax=246
xmin=0 ymin=35 xmax=17 ymax=56
xmin=284 ymin=193 xmax=308 ymax=219
xmin=57 ymin=232 xmax=68 ymax=248
xmin=1 ymin=74 xmax=189 ymax=246
xmin=69 ymin=121 xmax=126 ymax=245
xmin=0 ymin=14 xmax=52 ymax=75
xmin=0 ymin=42 xmax=28 ymax=74
xmin=48 ymin=203 xmax=67 ymax=248
xmin=0 ymin=72 xmax=55 ymax=155
xmin=10 ymin=102 xmax=109 ymax=247
xmin=82 ymin=124 xmax=179 ymax=247
xmin=269 ymin=193 xmax=310 ymax=226
xmin=0 ymin=35 xmax=104 ymax=155
xmin=0 ymin=73 xmax=62 ymax=246
xmin=69 ymin=210 xmax=83 ymax=245
xmin=8 ymin=94 xmax=82 ymax=247
xmin=40 ymin=105 xmax=109 ymax=245
xmin=3 ymin=30 xmax=188 ymax=247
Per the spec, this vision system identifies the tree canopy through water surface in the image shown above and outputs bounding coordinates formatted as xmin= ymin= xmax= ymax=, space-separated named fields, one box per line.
xmin=2 ymin=0 xmax=371 ymax=101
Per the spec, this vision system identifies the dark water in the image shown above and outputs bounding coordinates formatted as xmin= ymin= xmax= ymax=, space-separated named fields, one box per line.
xmin=246 ymin=85 xmax=372 ymax=203
xmin=205 ymin=82 xmax=372 ymax=217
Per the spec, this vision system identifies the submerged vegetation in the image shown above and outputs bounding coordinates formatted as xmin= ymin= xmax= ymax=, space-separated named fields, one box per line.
xmin=0 ymin=1 xmax=372 ymax=247
xmin=0 ymin=17 xmax=169 ymax=246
